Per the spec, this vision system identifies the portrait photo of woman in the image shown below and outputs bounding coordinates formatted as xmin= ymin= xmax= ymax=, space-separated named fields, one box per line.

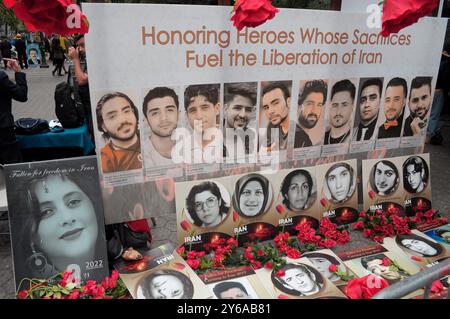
xmin=233 ymin=173 xmax=272 ymax=218
xmin=323 ymin=162 xmax=356 ymax=204
xmin=395 ymin=233 xmax=445 ymax=258
xmin=280 ymin=169 xmax=315 ymax=212
xmin=185 ymin=181 xmax=230 ymax=228
xmin=136 ymin=269 xmax=194 ymax=299
xmin=6 ymin=159 xmax=109 ymax=288
xmin=403 ymin=156 xmax=429 ymax=194
xmin=370 ymin=160 xmax=400 ymax=196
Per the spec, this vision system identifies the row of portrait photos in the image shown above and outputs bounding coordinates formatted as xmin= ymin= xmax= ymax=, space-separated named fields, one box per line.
xmin=175 ymin=153 xmax=432 ymax=250
xmin=115 ymin=226 xmax=450 ymax=300
xmin=93 ymin=75 xmax=433 ymax=186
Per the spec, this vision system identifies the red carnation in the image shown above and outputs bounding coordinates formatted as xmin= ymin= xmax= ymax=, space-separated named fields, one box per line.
xmin=186 ymin=258 xmax=200 ymax=270
xmin=251 ymin=260 xmax=262 ymax=269
xmin=353 ymin=221 xmax=364 ymax=230
xmin=231 ymin=0 xmax=279 ymax=31
xmin=5 ymin=0 xmax=89 ymax=36
xmin=286 ymin=247 xmax=301 ymax=259
xmin=381 ymin=0 xmax=438 ymax=37
xmin=257 ymin=249 xmax=265 ymax=257
xmin=17 ymin=290 xmax=28 ymax=299
xmin=382 ymin=257 xmax=391 ymax=267
xmin=264 ymin=261 xmax=273 ymax=269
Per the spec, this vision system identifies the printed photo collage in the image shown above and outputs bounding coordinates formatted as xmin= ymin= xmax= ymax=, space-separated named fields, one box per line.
xmin=175 ymin=153 xmax=433 ymax=251
xmin=117 ymin=225 xmax=450 ymax=299
xmin=91 ymin=76 xmax=434 ymax=188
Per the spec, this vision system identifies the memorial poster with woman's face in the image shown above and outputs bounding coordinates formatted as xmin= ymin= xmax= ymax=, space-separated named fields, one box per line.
xmin=231 ymin=171 xmax=279 ymax=246
xmin=114 ymin=243 xmax=211 ymax=299
xmin=362 ymin=156 xmax=405 ymax=215
xmin=400 ymin=153 xmax=432 ymax=217
xmin=199 ymin=265 xmax=272 ymax=299
xmin=316 ymin=159 xmax=359 ymax=225
xmin=338 ymin=244 xmax=422 ymax=298
xmin=383 ymin=229 xmax=450 ymax=269
xmin=303 ymin=249 xmax=356 ymax=289
xmin=274 ymin=166 xmax=321 ymax=235
xmin=175 ymin=178 xmax=234 ymax=251
xmin=254 ymin=257 xmax=347 ymax=299
xmin=4 ymin=156 xmax=109 ymax=290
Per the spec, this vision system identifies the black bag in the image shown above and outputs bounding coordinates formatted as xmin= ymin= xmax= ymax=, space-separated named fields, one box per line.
xmin=54 ymin=81 xmax=85 ymax=128
xmin=14 ymin=118 xmax=50 ymax=135
xmin=115 ymin=223 xmax=149 ymax=249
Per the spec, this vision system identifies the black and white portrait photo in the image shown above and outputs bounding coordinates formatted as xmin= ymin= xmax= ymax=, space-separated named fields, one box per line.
xmin=233 ymin=173 xmax=272 ymax=218
xmin=360 ymin=253 xmax=410 ymax=285
xmin=403 ymin=156 xmax=429 ymax=194
xmin=211 ymin=278 xmax=256 ymax=299
xmin=370 ymin=160 xmax=400 ymax=196
xmin=280 ymin=169 xmax=316 ymax=212
xmin=271 ymin=263 xmax=324 ymax=297
xmin=303 ymin=252 xmax=347 ymax=283
xmin=4 ymin=157 xmax=109 ymax=289
xmin=136 ymin=269 xmax=194 ymax=299
xmin=395 ymin=233 xmax=445 ymax=258
xmin=323 ymin=162 xmax=356 ymax=204
xmin=185 ymin=181 xmax=230 ymax=228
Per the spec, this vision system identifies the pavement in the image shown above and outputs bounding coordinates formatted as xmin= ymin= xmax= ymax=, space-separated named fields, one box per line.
xmin=0 ymin=66 xmax=449 ymax=299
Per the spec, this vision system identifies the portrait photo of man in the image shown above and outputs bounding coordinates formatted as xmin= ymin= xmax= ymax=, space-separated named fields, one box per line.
xmin=223 ymin=83 xmax=257 ymax=157
xmin=360 ymin=254 xmax=409 ymax=285
xmin=271 ymin=263 xmax=324 ymax=297
xmin=353 ymin=78 xmax=383 ymax=142
xmin=324 ymin=162 xmax=356 ymax=204
xmin=184 ymin=84 xmax=221 ymax=159
xmin=295 ymin=80 xmax=327 ymax=148
xmin=212 ymin=280 xmax=255 ymax=299
xmin=403 ymin=156 xmax=429 ymax=194
xmin=378 ymin=77 xmax=407 ymax=139
xmin=370 ymin=160 xmax=399 ymax=196
xmin=324 ymin=79 xmax=356 ymax=145
xmin=260 ymin=81 xmax=292 ymax=152
xmin=142 ymin=86 xmax=180 ymax=167
xmin=96 ymin=92 xmax=142 ymax=173
xmin=403 ymin=77 xmax=432 ymax=137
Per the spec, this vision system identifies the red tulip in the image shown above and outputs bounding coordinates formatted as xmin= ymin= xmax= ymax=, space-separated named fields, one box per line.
xmin=276 ymin=269 xmax=286 ymax=277
xmin=231 ymin=0 xmax=279 ymax=31
xmin=320 ymin=198 xmax=328 ymax=208
xmin=180 ymin=220 xmax=191 ymax=232
xmin=329 ymin=264 xmax=338 ymax=273
xmin=172 ymin=263 xmax=186 ymax=270
xmin=233 ymin=211 xmax=239 ymax=222
xmin=278 ymin=294 xmax=290 ymax=299
xmin=368 ymin=190 xmax=376 ymax=200
xmin=276 ymin=204 xmax=285 ymax=214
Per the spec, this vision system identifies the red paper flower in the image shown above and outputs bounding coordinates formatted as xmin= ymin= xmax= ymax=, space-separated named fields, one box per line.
xmin=231 ymin=0 xmax=279 ymax=31
xmin=329 ymin=264 xmax=338 ymax=273
xmin=345 ymin=274 xmax=389 ymax=299
xmin=381 ymin=0 xmax=438 ymax=37
xmin=5 ymin=0 xmax=90 ymax=36
xmin=180 ymin=220 xmax=191 ymax=232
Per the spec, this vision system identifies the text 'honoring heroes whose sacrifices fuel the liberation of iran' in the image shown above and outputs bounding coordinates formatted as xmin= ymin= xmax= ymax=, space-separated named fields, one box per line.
xmin=141 ymin=26 xmax=411 ymax=68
